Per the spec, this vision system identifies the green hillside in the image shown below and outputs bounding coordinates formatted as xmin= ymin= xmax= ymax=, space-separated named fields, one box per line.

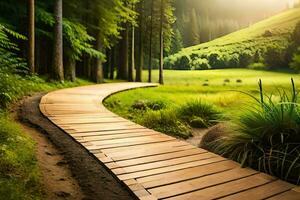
xmin=166 ymin=8 xmax=300 ymax=70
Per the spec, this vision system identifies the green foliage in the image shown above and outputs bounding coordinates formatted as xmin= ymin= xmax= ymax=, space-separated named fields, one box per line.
xmin=131 ymin=99 xmax=166 ymax=111
xmin=264 ymin=45 xmax=286 ymax=68
xmin=248 ymin=62 xmax=266 ymax=70
xmin=138 ymin=109 xmax=192 ymax=139
xmin=210 ymin=79 xmax=300 ymax=184
xmin=178 ymin=100 xmax=220 ymax=128
xmin=63 ymin=20 xmax=104 ymax=61
xmin=0 ymin=24 xmax=27 ymax=74
xmin=166 ymin=8 xmax=300 ymax=70
xmin=0 ymin=115 xmax=42 ymax=200
xmin=290 ymin=47 xmax=300 ymax=70
xmin=191 ymin=58 xmax=211 ymax=70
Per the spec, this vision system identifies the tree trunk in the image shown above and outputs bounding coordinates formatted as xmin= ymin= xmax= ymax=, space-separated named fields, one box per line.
xmin=104 ymin=49 xmax=109 ymax=79
xmin=94 ymin=30 xmax=104 ymax=83
xmin=136 ymin=0 xmax=143 ymax=82
xmin=110 ymin=47 xmax=115 ymax=80
xmin=28 ymin=0 xmax=35 ymax=74
xmin=119 ymin=25 xmax=129 ymax=80
xmin=65 ymin=57 xmax=76 ymax=82
xmin=129 ymin=22 xmax=134 ymax=82
xmin=52 ymin=0 xmax=64 ymax=81
xmin=159 ymin=0 xmax=164 ymax=85
xmin=148 ymin=0 xmax=154 ymax=83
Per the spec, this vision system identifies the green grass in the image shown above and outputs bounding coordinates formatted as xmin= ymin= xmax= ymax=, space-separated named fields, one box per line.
xmin=106 ymin=69 xmax=300 ymax=118
xmin=0 ymin=114 xmax=41 ymax=200
xmin=105 ymin=69 xmax=300 ymax=137
xmin=209 ymin=80 xmax=300 ymax=184
xmin=166 ymin=8 xmax=300 ymax=69
xmin=0 ymin=74 xmax=93 ymax=200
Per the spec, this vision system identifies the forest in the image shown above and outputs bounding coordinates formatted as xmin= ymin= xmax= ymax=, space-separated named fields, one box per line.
xmin=1 ymin=0 xmax=300 ymax=199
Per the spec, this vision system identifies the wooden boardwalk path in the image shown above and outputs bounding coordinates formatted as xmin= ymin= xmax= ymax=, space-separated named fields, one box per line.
xmin=40 ymin=83 xmax=300 ymax=200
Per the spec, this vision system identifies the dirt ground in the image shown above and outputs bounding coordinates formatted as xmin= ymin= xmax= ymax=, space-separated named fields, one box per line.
xmin=18 ymin=123 xmax=84 ymax=200
xmin=17 ymin=94 xmax=135 ymax=200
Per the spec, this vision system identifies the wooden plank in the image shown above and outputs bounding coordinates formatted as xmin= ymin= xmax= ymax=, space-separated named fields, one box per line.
xmin=102 ymin=140 xmax=189 ymax=155
xmin=148 ymin=168 xmax=258 ymax=199
xmin=267 ymin=190 xmax=300 ymax=200
xmin=94 ymin=137 xmax=177 ymax=150
xmin=91 ymin=135 xmax=173 ymax=146
xmin=138 ymin=160 xmax=238 ymax=189
xmin=113 ymin=153 xmax=217 ymax=175
xmin=108 ymin=148 xmax=207 ymax=168
xmin=117 ymin=156 xmax=226 ymax=181
xmin=70 ymin=128 xmax=152 ymax=137
xmin=166 ymin=173 xmax=275 ymax=200
xmin=82 ymin=132 xmax=160 ymax=141
xmin=219 ymin=180 xmax=295 ymax=200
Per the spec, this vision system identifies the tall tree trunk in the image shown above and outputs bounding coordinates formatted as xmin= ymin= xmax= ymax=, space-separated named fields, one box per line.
xmin=129 ymin=22 xmax=134 ymax=82
xmin=119 ymin=25 xmax=129 ymax=80
xmin=110 ymin=47 xmax=115 ymax=80
xmin=136 ymin=0 xmax=144 ymax=82
xmin=52 ymin=0 xmax=64 ymax=81
xmin=94 ymin=30 xmax=104 ymax=83
xmin=86 ymin=56 xmax=92 ymax=79
xmin=28 ymin=0 xmax=35 ymax=74
xmin=148 ymin=0 xmax=154 ymax=83
xmin=65 ymin=56 xmax=76 ymax=82
xmin=104 ymin=50 xmax=109 ymax=79
xmin=159 ymin=0 xmax=164 ymax=85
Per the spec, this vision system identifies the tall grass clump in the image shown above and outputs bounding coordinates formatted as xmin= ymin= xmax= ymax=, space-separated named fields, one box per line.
xmin=211 ymin=79 xmax=300 ymax=184
xmin=178 ymin=100 xmax=220 ymax=128
xmin=138 ymin=109 xmax=192 ymax=139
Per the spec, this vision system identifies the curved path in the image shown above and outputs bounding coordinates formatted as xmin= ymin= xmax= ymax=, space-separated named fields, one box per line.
xmin=40 ymin=83 xmax=300 ymax=200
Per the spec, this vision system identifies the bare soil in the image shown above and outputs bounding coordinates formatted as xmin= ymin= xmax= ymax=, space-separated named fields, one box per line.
xmin=18 ymin=123 xmax=84 ymax=200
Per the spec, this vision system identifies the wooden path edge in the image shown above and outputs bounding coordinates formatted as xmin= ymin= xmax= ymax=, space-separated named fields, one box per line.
xmin=39 ymin=82 xmax=300 ymax=200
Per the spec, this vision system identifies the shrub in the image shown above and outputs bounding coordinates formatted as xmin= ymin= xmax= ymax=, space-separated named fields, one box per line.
xmin=138 ymin=109 xmax=192 ymax=139
xmin=131 ymin=100 xmax=166 ymax=111
xmin=239 ymin=50 xmax=253 ymax=67
xmin=264 ymin=46 xmax=286 ymax=68
xmin=178 ymin=100 xmax=220 ymax=128
xmin=290 ymin=47 xmax=300 ymax=71
xmin=174 ymin=55 xmax=191 ymax=70
xmin=211 ymin=79 xmax=300 ymax=184
xmin=146 ymin=100 xmax=166 ymax=111
xmin=248 ymin=62 xmax=266 ymax=70
xmin=208 ymin=53 xmax=221 ymax=68
xmin=191 ymin=58 xmax=211 ymax=70
xmin=227 ymin=54 xmax=240 ymax=68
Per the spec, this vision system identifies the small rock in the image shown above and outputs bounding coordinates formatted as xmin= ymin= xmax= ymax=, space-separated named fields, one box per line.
xmin=58 ymin=178 xmax=66 ymax=181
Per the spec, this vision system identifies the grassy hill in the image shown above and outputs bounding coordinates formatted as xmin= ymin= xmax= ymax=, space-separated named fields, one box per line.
xmin=166 ymin=8 xmax=300 ymax=70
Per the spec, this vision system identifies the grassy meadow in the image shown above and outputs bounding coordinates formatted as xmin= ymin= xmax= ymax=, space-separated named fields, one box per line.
xmin=166 ymin=8 xmax=300 ymax=70
xmin=105 ymin=69 xmax=300 ymax=118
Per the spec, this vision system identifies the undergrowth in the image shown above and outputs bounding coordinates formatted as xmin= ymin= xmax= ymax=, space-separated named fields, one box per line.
xmin=0 ymin=114 xmax=41 ymax=200
xmin=210 ymin=79 xmax=300 ymax=185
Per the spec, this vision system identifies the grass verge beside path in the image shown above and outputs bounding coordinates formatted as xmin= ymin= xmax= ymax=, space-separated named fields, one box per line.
xmin=0 ymin=75 xmax=92 ymax=200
